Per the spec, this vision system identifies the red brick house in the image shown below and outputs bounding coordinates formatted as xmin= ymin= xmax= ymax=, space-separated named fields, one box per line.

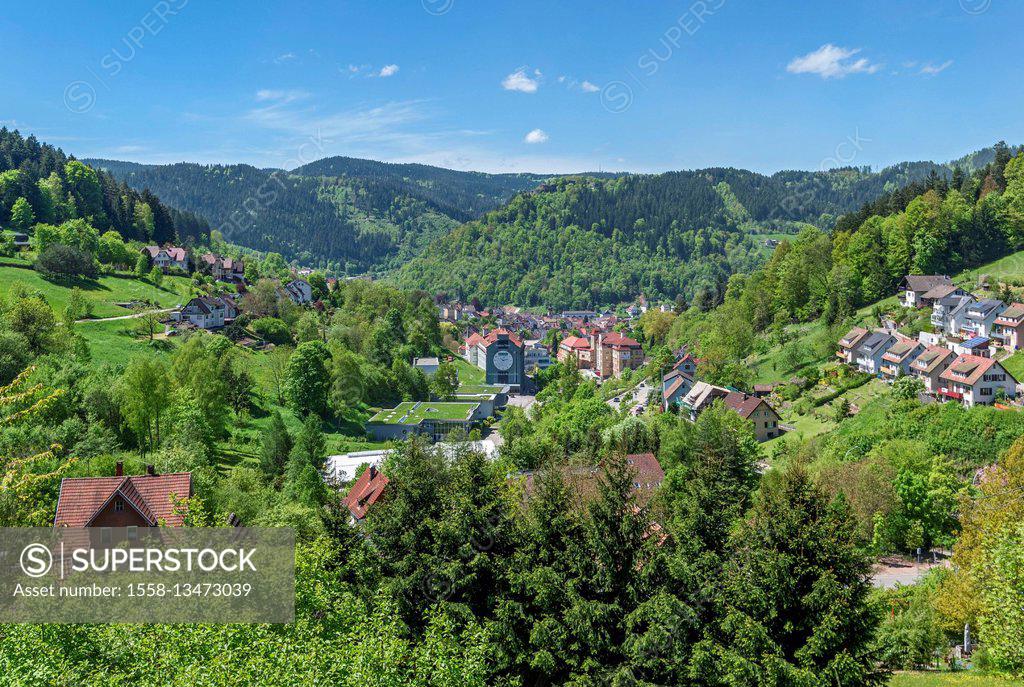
xmin=53 ymin=464 xmax=192 ymax=528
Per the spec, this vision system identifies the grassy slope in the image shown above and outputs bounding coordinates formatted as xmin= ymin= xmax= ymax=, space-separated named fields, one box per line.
xmin=0 ymin=265 xmax=191 ymax=318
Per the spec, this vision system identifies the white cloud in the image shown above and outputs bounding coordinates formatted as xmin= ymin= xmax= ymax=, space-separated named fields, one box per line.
xmin=786 ymin=44 xmax=881 ymax=79
xmin=273 ymin=52 xmax=297 ymax=65
xmin=580 ymin=80 xmax=600 ymax=93
xmin=377 ymin=64 xmax=400 ymax=78
xmin=502 ymin=67 xmax=540 ymax=93
xmin=524 ymin=128 xmax=549 ymax=144
xmin=919 ymin=60 xmax=953 ymax=76
xmin=255 ymin=89 xmax=309 ymax=103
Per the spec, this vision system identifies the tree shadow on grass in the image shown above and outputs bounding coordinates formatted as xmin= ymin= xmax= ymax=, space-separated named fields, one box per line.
xmin=40 ymin=274 xmax=111 ymax=293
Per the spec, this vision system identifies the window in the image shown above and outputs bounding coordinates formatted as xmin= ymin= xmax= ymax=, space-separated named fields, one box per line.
xmin=114 ymin=499 xmax=124 ymax=512
xmin=981 ymin=387 xmax=993 ymax=396
xmin=127 ymin=526 xmax=138 ymax=541
xmin=100 ymin=527 xmax=112 ymax=545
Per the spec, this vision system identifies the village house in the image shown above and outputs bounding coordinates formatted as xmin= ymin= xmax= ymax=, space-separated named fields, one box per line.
xmin=176 ymin=295 xmax=237 ymax=329
xmin=283 ymin=279 xmax=314 ymax=305
xmin=198 ymin=253 xmax=245 ymax=282
xmin=938 ymin=354 xmax=1018 ymax=407
xmin=855 ymin=331 xmax=897 ymax=375
xmin=879 ymin=338 xmax=924 ymax=381
xmin=524 ymin=339 xmax=553 ymax=371
xmin=661 ymin=370 xmax=694 ymax=411
xmin=919 ymin=283 xmax=971 ymax=307
xmin=557 ymin=335 xmax=593 ymax=368
xmin=909 ymin=345 xmax=956 ymax=394
xmin=960 ymin=299 xmax=1006 ymax=339
xmin=931 ymin=294 xmax=975 ymax=337
xmin=679 ymin=381 xmax=782 ymax=441
xmin=413 ymin=357 xmax=440 ymax=376
xmin=992 ymin=302 xmax=1024 ymax=350
xmin=836 ymin=327 xmax=870 ymax=365
xmin=661 ymin=352 xmax=699 ymax=411
xmin=591 ymin=330 xmax=644 ymax=378
xmin=141 ymin=245 xmax=190 ymax=272
xmin=952 ymin=336 xmax=991 ymax=358
xmin=343 ymin=465 xmax=389 ymax=523
xmin=899 ymin=275 xmax=952 ymax=308
xmin=53 ymin=462 xmax=192 ymax=528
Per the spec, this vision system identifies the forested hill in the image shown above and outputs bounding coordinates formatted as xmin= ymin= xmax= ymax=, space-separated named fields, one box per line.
xmin=291 ymin=156 xmax=559 ymax=220
xmin=393 ymin=145 xmax=1016 ymax=309
xmin=0 ymin=129 xmax=209 ymax=244
xmin=86 ymin=157 xmax=565 ymax=273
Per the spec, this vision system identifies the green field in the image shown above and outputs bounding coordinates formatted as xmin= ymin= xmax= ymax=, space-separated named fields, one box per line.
xmin=766 ymin=377 xmax=887 ymax=448
xmin=369 ymin=401 xmax=478 ymax=424
xmin=76 ymin=318 xmax=179 ymax=365
xmin=0 ymin=265 xmax=192 ymax=318
xmin=889 ymin=671 xmax=1024 ymax=687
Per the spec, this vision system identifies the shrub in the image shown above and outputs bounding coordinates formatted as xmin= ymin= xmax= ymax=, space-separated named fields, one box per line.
xmin=251 ymin=317 xmax=293 ymax=345
xmin=34 ymin=243 xmax=97 ymax=278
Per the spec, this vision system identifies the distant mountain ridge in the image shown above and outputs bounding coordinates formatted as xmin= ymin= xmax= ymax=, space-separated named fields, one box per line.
xmin=87 ymin=144 xmax=1016 ymax=279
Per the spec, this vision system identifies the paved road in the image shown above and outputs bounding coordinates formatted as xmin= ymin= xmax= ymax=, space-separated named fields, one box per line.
xmin=76 ymin=308 xmax=175 ymax=324
xmin=871 ymin=556 xmax=950 ymax=588
xmin=608 ymin=381 xmax=654 ymax=413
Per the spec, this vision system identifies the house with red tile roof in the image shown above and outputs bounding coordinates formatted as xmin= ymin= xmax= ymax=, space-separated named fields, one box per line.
xmin=343 ymin=465 xmax=390 ymax=522
xmin=836 ymin=327 xmax=870 ymax=364
xmin=53 ymin=463 xmax=192 ymax=528
xmin=141 ymin=245 xmax=190 ymax=272
xmin=462 ymin=328 xmax=525 ymax=388
xmin=198 ymin=253 xmax=245 ymax=282
xmin=680 ymin=382 xmax=781 ymax=441
xmin=937 ymin=354 xmax=1017 ymax=407
xmin=908 ymin=345 xmax=955 ymax=394
xmin=993 ymin=303 xmax=1024 ymax=351
xmin=591 ymin=330 xmax=644 ymax=378
xmin=879 ymin=337 xmax=924 ymax=381
xmin=558 ymin=335 xmax=593 ymax=368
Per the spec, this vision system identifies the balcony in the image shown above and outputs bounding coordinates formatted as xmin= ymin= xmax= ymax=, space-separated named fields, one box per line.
xmin=939 ymin=388 xmax=964 ymax=400
xmin=930 ymin=313 xmax=945 ymax=327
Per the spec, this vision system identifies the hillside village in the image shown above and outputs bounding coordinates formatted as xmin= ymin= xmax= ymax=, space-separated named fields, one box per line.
xmin=4 ymin=125 xmax=1024 ymax=684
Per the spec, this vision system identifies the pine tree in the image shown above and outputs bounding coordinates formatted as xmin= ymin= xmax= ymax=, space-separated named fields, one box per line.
xmin=260 ymin=410 xmax=292 ymax=478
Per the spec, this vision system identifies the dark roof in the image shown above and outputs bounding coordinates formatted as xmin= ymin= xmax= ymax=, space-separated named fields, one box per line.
xmin=858 ymin=332 xmax=893 ymax=354
xmin=996 ymin=303 xmax=1024 ymax=322
xmin=921 ymin=283 xmax=962 ymax=300
xmin=722 ymin=392 xmax=777 ymax=420
xmin=911 ymin=345 xmax=955 ymax=373
xmin=902 ymin=275 xmax=951 ymax=292
xmin=54 ymin=473 xmax=192 ymax=527
xmin=967 ymin=299 xmax=1005 ymax=318
xmin=961 ymin=336 xmax=990 ymax=349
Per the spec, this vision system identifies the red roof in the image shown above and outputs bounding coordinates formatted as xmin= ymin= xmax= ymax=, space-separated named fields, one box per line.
xmin=465 ymin=332 xmax=485 ymax=347
xmin=722 ymin=391 xmax=775 ymax=420
xmin=54 ymin=473 xmax=192 ymax=527
xmin=521 ymin=453 xmax=665 ymax=506
xmin=483 ymin=327 xmax=523 ymax=347
xmin=344 ymin=465 xmax=389 ymax=520
xmin=602 ymin=331 xmax=641 ymax=348
xmin=560 ymin=335 xmax=591 ymax=350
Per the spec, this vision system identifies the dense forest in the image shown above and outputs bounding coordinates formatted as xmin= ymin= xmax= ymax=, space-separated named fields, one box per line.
xmin=292 ymin=155 xmax=557 ymax=219
xmin=89 ymin=147 xmax=1014 ymax=289
xmin=86 ymin=158 xmax=557 ymax=274
xmin=0 ymin=129 xmax=209 ymax=245
xmin=394 ymin=147 xmax=1016 ymax=309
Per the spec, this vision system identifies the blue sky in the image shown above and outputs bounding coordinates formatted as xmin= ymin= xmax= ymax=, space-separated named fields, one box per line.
xmin=0 ymin=0 xmax=1019 ymax=174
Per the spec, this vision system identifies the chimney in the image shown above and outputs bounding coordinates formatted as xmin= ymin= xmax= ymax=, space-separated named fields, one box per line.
xmin=146 ymin=464 xmax=156 ymax=476
xmin=115 ymin=461 xmax=123 ymax=477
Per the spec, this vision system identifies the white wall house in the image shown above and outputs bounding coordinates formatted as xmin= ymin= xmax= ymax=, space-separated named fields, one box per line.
xmin=960 ymin=299 xmax=1006 ymax=339
xmin=938 ymin=354 xmax=1017 ymax=407
xmin=283 ymin=279 xmax=314 ymax=305
xmin=855 ymin=332 xmax=897 ymax=375
xmin=177 ymin=296 xmax=232 ymax=329
xmin=931 ymin=295 xmax=974 ymax=337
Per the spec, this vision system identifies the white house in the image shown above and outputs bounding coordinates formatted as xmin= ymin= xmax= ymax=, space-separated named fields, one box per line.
xmin=855 ymin=332 xmax=897 ymax=375
xmin=930 ymin=295 xmax=974 ymax=337
xmin=141 ymin=245 xmax=190 ymax=272
xmin=900 ymin=275 xmax=952 ymax=308
xmin=937 ymin=354 xmax=1017 ymax=407
xmin=413 ymin=357 xmax=440 ymax=376
xmin=960 ymin=299 xmax=1006 ymax=339
xmin=177 ymin=296 xmax=234 ymax=329
xmin=283 ymin=279 xmax=313 ymax=305
xmin=524 ymin=339 xmax=553 ymax=371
